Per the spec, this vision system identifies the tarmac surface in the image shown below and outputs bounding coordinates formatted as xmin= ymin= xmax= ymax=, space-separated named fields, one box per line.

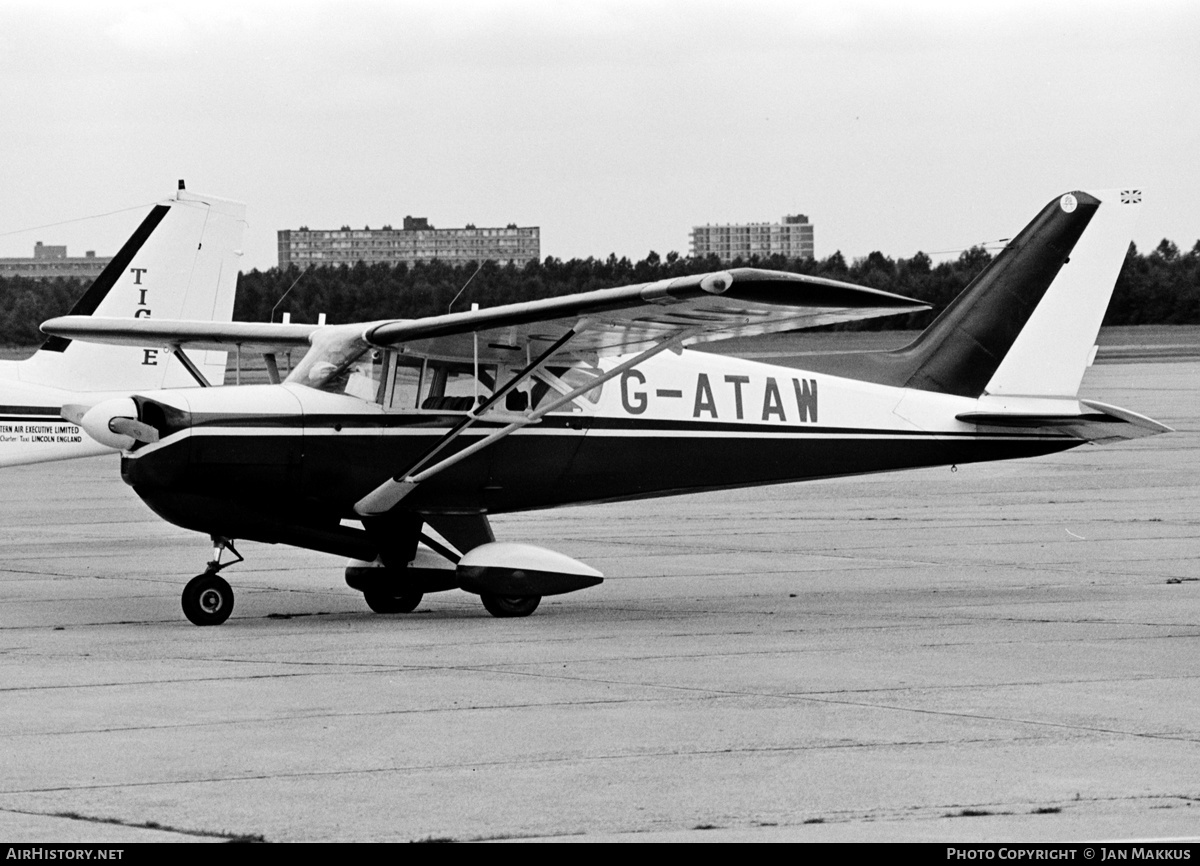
xmin=0 ymin=337 xmax=1197 ymax=842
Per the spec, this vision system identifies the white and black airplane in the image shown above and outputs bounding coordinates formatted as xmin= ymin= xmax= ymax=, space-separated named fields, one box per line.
xmin=1 ymin=184 xmax=245 ymax=468
xmin=43 ymin=188 xmax=1169 ymax=625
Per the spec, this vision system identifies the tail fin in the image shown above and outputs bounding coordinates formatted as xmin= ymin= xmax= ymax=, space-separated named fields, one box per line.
xmin=809 ymin=189 xmax=1140 ymax=401
xmin=980 ymin=189 xmax=1140 ymax=399
xmin=796 ymin=188 xmax=1166 ymax=440
xmin=892 ymin=189 xmax=1141 ymax=398
xmin=14 ymin=187 xmax=246 ymax=391
xmin=904 ymin=188 xmax=1167 ymax=441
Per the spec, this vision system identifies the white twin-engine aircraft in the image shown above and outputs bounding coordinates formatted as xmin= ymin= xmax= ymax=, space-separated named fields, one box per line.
xmin=43 ymin=189 xmax=1169 ymax=626
xmin=1 ymin=184 xmax=245 ymax=468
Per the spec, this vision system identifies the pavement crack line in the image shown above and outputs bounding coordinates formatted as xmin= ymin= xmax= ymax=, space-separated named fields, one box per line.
xmin=0 ymin=696 xmax=665 ymax=740
xmin=0 ymin=804 xmax=263 ymax=841
xmin=5 ymin=652 xmax=1197 ymax=746
xmin=0 ymin=734 xmax=1052 ymax=797
xmin=439 ymin=663 xmax=1200 ymax=746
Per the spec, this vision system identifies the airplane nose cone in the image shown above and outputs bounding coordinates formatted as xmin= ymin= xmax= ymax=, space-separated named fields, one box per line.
xmin=79 ymin=397 xmax=140 ymax=450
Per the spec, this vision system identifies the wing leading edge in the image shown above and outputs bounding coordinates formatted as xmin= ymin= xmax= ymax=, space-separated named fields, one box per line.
xmin=37 ymin=318 xmax=322 ymax=353
xmin=41 ymin=268 xmax=929 ymax=363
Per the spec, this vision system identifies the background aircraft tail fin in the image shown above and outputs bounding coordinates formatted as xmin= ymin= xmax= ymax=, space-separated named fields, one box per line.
xmin=17 ymin=187 xmax=246 ymax=391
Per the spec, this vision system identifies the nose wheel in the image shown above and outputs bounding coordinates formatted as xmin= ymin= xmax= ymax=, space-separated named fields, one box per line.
xmin=182 ymin=573 xmax=235 ymax=625
xmin=181 ymin=536 xmax=241 ymax=626
xmin=480 ymin=594 xmax=541 ymax=618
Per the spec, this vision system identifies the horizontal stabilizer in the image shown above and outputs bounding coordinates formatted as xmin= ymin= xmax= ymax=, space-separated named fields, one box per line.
xmin=958 ymin=398 xmax=1171 ymax=444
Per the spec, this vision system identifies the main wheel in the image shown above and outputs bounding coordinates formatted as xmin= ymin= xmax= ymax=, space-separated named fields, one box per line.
xmin=181 ymin=573 xmax=234 ymax=626
xmin=480 ymin=594 xmax=541 ymax=618
xmin=363 ymin=590 xmax=423 ymax=614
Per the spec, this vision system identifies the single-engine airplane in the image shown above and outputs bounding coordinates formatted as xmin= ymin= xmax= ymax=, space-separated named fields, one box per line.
xmin=43 ymin=188 xmax=1169 ymax=625
xmin=1 ymin=183 xmax=245 ymax=468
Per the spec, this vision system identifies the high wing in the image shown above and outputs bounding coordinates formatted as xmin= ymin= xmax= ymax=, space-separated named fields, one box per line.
xmin=35 ymin=319 xmax=321 ymax=354
xmin=362 ymin=268 xmax=928 ymax=360
xmin=41 ymin=268 xmax=929 ymax=363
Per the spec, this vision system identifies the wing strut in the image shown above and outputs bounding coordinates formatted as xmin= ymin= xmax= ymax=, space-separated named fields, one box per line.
xmin=263 ymin=353 xmax=281 ymax=384
xmin=169 ymin=345 xmax=212 ymax=388
xmin=354 ymin=328 xmax=696 ymax=516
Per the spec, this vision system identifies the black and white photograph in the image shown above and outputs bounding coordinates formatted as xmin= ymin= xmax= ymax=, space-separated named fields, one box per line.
xmin=1 ymin=0 xmax=1197 ymax=847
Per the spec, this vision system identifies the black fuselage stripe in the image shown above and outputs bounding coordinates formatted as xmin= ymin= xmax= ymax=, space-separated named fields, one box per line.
xmin=40 ymin=204 xmax=172 ymax=353
xmin=0 ymin=406 xmax=63 ymax=416
xmin=174 ymin=416 xmax=1064 ymax=440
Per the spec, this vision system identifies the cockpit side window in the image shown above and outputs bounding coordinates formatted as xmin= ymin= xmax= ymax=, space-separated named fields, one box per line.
xmin=380 ymin=353 xmax=425 ymax=410
xmin=376 ymin=354 xmax=497 ymax=413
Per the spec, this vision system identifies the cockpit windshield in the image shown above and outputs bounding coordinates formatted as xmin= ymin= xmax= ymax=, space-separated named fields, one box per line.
xmin=286 ymin=324 xmax=607 ymax=412
xmin=286 ymin=325 xmax=377 ymax=397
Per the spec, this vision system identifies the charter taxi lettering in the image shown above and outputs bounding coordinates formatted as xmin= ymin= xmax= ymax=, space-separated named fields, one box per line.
xmin=0 ymin=422 xmax=83 ymax=444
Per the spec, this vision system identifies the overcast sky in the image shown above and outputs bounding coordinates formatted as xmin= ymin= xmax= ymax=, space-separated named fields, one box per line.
xmin=2 ymin=0 xmax=1197 ymax=272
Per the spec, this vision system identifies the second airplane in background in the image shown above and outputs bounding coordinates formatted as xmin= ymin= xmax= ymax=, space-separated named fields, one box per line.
xmin=1 ymin=183 xmax=245 ymax=467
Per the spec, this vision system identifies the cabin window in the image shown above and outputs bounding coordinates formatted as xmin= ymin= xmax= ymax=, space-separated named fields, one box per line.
xmin=413 ymin=360 xmax=496 ymax=412
xmin=528 ymin=365 xmax=604 ymax=411
xmin=374 ymin=354 xmax=604 ymax=414
xmin=556 ymin=365 xmax=605 ymax=405
xmin=380 ymin=353 xmax=426 ymax=410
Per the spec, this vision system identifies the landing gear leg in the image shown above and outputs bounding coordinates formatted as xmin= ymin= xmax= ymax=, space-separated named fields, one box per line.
xmin=357 ymin=512 xmax=428 ymax=615
xmin=181 ymin=537 xmax=242 ymax=626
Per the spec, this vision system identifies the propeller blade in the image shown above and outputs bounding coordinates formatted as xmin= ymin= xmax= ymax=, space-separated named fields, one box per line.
xmin=109 ymin=416 xmax=160 ymax=444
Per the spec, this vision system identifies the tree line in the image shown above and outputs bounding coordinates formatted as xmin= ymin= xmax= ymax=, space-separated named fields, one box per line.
xmin=1 ymin=239 xmax=1197 ymax=346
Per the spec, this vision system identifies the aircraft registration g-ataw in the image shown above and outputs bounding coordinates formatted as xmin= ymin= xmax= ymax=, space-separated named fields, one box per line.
xmin=43 ymin=188 xmax=1169 ymax=626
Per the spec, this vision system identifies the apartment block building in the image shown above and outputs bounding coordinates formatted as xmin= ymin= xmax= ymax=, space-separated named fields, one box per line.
xmin=689 ymin=214 xmax=814 ymax=262
xmin=277 ymin=216 xmax=540 ymax=269
xmin=0 ymin=242 xmax=111 ymax=280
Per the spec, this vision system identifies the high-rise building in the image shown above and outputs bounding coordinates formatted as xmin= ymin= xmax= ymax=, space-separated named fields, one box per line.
xmin=0 ymin=242 xmax=111 ymax=280
xmin=277 ymin=217 xmax=540 ymax=269
xmin=689 ymin=214 xmax=814 ymax=262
